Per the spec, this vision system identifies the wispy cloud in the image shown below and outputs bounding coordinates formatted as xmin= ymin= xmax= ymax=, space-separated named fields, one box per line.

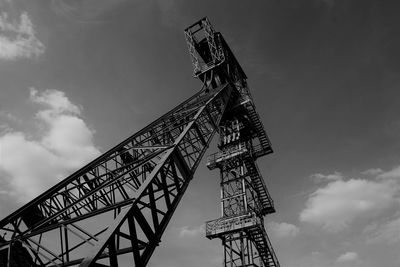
xmin=267 ymin=221 xmax=300 ymax=238
xmin=0 ymin=111 xmax=21 ymax=133
xmin=366 ymin=214 xmax=400 ymax=244
xmin=178 ymin=224 xmax=204 ymax=237
xmin=0 ymin=88 xmax=100 ymax=202
xmin=336 ymin=252 xmax=359 ymax=263
xmin=0 ymin=11 xmax=45 ymax=60
xmin=311 ymin=171 xmax=343 ymax=182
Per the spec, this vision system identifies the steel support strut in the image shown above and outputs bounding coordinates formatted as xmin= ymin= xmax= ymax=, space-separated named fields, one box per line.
xmin=0 ymin=83 xmax=233 ymax=266
xmin=0 ymin=16 xmax=280 ymax=267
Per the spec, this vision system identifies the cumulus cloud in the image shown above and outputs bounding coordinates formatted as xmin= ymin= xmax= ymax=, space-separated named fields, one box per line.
xmin=179 ymin=225 xmax=204 ymax=237
xmin=311 ymin=171 xmax=343 ymax=182
xmin=0 ymin=89 xmax=100 ymax=201
xmin=299 ymin=176 xmax=398 ymax=232
xmin=30 ymin=88 xmax=81 ymax=114
xmin=267 ymin=221 xmax=299 ymax=238
xmin=0 ymin=11 xmax=45 ymax=60
xmin=336 ymin=252 xmax=359 ymax=263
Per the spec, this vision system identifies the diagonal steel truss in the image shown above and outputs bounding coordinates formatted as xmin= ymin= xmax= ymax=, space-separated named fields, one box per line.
xmin=0 ymin=16 xmax=280 ymax=267
xmin=0 ymin=82 xmax=233 ymax=267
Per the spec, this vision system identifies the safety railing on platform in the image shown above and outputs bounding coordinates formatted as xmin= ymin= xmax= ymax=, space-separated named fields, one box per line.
xmin=206 ymin=142 xmax=267 ymax=169
xmin=205 ymin=213 xmax=260 ymax=238
xmin=206 ymin=143 xmax=248 ymax=169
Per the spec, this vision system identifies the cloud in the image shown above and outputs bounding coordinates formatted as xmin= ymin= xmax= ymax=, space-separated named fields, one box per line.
xmin=0 ymin=111 xmax=20 ymax=123
xmin=336 ymin=252 xmax=359 ymax=263
xmin=311 ymin=171 xmax=343 ymax=182
xmin=179 ymin=225 xmax=204 ymax=237
xmin=0 ymin=89 xmax=100 ymax=201
xmin=299 ymin=176 xmax=398 ymax=232
xmin=0 ymin=11 xmax=45 ymax=60
xmin=361 ymin=168 xmax=383 ymax=176
xmin=366 ymin=215 xmax=400 ymax=244
xmin=267 ymin=221 xmax=300 ymax=238
xmin=0 ymin=111 xmax=21 ymax=134
xmin=30 ymin=88 xmax=81 ymax=115
xmin=377 ymin=166 xmax=400 ymax=179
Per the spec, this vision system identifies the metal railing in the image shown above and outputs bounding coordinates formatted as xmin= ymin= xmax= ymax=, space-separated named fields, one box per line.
xmin=206 ymin=143 xmax=248 ymax=168
xmin=206 ymin=142 xmax=267 ymax=167
xmin=205 ymin=213 xmax=260 ymax=238
xmin=247 ymin=159 xmax=274 ymax=211
xmin=261 ymin=224 xmax=281 ymax=267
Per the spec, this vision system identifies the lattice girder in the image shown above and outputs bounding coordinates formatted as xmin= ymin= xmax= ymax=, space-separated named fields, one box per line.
xmin=0 ymin=83 xmax=233 ymax=267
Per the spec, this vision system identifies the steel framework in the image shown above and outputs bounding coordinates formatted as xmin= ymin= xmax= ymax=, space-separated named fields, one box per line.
xmin=185 ymin=18 xmax=280 ymax=267
xmin=0 ymin=17 xmax=279 ymax=267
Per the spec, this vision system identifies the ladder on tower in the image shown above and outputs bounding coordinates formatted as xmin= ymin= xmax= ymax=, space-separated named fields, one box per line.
xmin=243 ymin=158 xmax=275 ymax=215
xmin=247 ymin=224 xmax=280 ymax=267
xmin=244 ymin=100 xmax=273 ymax=158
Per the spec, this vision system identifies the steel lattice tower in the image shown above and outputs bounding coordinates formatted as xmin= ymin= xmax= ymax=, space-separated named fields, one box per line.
xmin=184 ymin=18 xmax=280 ymax=267
xmin=0 ymin=17 xmax=280 ymax=267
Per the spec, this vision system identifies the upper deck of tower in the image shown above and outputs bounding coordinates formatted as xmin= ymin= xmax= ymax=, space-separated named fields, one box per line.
xmin=184 ymin=17 xmax=273 ymax=158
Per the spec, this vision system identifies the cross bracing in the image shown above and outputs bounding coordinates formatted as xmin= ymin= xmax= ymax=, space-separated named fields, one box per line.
xmin=0 ymin=17 xmax=280 ymax=267
xmin=0 ymin=83 xmax=233 ymax=266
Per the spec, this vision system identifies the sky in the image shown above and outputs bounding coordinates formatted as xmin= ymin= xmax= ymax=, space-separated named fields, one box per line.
xmin=0 ymin=0 xmax=400 ymax=266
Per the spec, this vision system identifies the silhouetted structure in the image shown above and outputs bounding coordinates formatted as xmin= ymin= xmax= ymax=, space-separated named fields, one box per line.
xmin=0 ymin=17 xmax=279 ymax=267
xmin=185 ymin=18 xmax=279 ymax=267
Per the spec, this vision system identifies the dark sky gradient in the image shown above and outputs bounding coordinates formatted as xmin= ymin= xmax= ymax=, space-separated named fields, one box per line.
xmin=1 ymin=1 xmax=400 ymax=266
